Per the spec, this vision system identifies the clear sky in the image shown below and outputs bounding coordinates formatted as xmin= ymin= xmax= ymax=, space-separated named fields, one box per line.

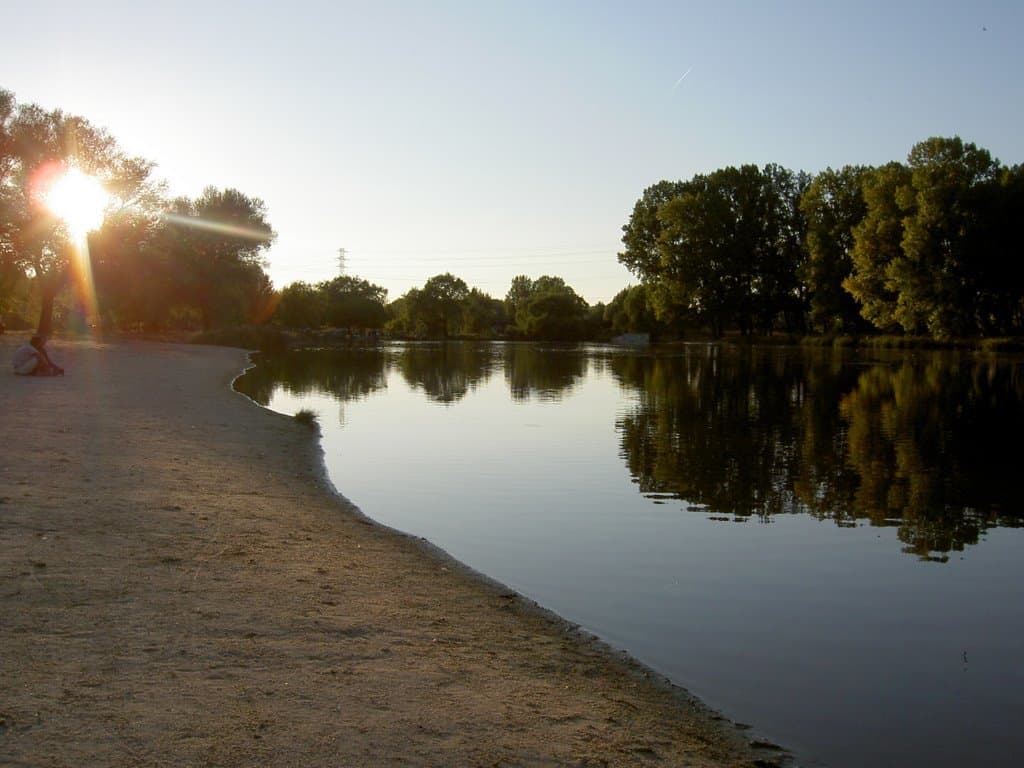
xmin=3 ymin=1 xmax=1021 ymax=304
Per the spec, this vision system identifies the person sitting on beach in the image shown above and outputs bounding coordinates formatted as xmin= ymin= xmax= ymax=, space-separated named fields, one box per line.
xmin=12 ymin=335 xmax=64 ymax=376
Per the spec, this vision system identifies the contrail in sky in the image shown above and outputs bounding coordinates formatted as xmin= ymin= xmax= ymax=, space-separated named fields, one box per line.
xmin=672 ymin=67 xmax=693 ymax=90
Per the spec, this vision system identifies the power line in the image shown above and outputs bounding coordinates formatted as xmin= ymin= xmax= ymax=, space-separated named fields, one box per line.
xmin=277 ymin=252 xmax=624 ymax=269
xmin=344 ymin=244 xmax=620 ymax=256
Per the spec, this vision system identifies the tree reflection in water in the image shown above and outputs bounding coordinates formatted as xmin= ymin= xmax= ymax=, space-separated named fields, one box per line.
xmin=237 ymin=347 xmax=392 ymax=406
xmin=613 ymin=347 xmax=1024 ymax=560
xmin=237 ymin=342 xmax=1024 ymax=561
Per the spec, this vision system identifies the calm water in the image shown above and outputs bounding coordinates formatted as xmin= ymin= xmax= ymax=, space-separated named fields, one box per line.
xmin=237 ymin=342 xmax=1024 ymax=768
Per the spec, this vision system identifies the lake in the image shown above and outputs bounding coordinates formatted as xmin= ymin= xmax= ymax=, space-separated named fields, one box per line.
xmin=236 ymin=342 xmax=1024 ymax=767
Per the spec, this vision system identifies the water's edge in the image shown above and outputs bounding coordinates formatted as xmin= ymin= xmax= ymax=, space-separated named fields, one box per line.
xmin=230 ymin=352 xmax=800 ymax=766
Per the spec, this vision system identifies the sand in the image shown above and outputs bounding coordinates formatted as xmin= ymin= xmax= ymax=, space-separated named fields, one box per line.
xmin=0 ymin=337 xmax=789 ymax=767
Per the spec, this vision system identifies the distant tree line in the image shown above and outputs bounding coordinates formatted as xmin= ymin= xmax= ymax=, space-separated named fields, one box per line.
xmin=279 ymin=136 xmax=1023 ymax=343
xmin=1 ymin=88 xmax=275 ymax=335
xmin=619 ymin=137 xmax=1024 ymax=340
xmin=275 ymin=271 xmax=609 ymax=342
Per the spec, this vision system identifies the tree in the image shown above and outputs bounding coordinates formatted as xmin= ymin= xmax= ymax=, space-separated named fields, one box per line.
xmin=758 ymin=163 xmax=811 ymax=333
xmin=504 ymin=274 xmax=535 ymax=320
xmin=508 ymin=274 xmax=588 ymax=340
xmin=604 ymin=284 xmax=664 ymax=337
xmin=895 ymin=137 xmax=1000 ymax=338
xmin=655 ymin=166 xmax=767 ymax=336
xmin=461 ymin=288 xmax=506 ymax=336
xmin=386 ymin=274 xmax=470 ymax=338
xmin=320 ymin=275 xmax=387 ymax=330
xmin=0 ymin=91 xmax=160 ymax=335
xmin=618 ymin=179 xmax=690 ymax=281
xmin=843 ymin=162 xmax=912 ymax=332
xmin=420 ymin=272 xmax=469 ymax=338
xmin=159 ymin=187 xmax=275 ymax=330
xmin=844 ymin=139 xmax=1006 ymax=338
xmin=800 ymin=165 xmax=871 ymax=332
xmin=275 ymin=281 xmax=325 ymax=328
xmin=89 ymin=211 xmax=171 ymax=330
xmin=972 ymin=164 xmax=1024 ymax=334
xmin=621 ymin=165 xmax=809 ymax=337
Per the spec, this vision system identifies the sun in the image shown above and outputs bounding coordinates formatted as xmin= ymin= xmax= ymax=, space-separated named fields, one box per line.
xmin=43 ymin=168 xmax=110 ymax=239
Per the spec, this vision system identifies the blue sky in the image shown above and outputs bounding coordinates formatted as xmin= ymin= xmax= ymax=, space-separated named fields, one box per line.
xmin=3 ymin=1 xmax=1021 ymax=303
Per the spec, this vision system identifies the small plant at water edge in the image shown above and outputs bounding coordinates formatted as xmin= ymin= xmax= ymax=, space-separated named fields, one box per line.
xmin=293 ymin=408 xmax=319 ymax=429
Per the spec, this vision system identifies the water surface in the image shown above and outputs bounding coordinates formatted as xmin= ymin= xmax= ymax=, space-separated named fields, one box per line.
xmin=237 ymin=342 xmax=1024 ymax=767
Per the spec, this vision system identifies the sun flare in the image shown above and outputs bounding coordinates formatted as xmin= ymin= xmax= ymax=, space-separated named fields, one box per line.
xmin=43 ymin=168 xmax=110 ymax=239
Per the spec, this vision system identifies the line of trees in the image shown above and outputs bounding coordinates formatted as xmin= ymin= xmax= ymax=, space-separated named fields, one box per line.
xmin=7 ymin=85 xmax=1018 ymax=344
xmin=274 ymin=271 xmax=608 ymax=341
xmin=1 ymin=88 xmax=275 ymax=335
xmin=619 ymin=137 xmax=1024 ymax=340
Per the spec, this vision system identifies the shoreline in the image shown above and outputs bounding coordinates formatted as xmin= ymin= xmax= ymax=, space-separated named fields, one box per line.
xmin=1 ymin=337 xmax=790 ymax=767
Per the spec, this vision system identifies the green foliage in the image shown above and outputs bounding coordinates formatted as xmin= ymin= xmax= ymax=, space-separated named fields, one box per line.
xmin=896 ymin=137 xmax=1000 ymax=338
xmin=275 ymin=281 xmax=325 ymax=328
xmin=506 ymin=275 xmax=589 ymax=340
xmin=387 ymin=273 xmax=497 ymax=339
xmin=844 ymin=139 xmax=1022 ymax=339
xmin=843 ymin=162 xmax=910 ymax=331
xmin=618 ymin=179 xmax=690 ymax=280
xmin=321 ymin=275 xmax=387 ymax=329
xmin=421 ymin=273 xmax=470 ymax=338
xmin=800 ymin=165 xmax=870 ymax=333
xmin=461 ymin=288 xmax=507 ymax=336
xmin=604 ymin=284 xmax=665 ymax=338
xmin=620 ymin=165 xmax=809 ymax=338
xmin=272 ymin=275 xmax=389 ymax=331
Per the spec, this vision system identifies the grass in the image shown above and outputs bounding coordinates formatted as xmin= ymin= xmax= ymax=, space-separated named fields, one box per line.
xmin=293 ymin=408 xmax=319 ymax=429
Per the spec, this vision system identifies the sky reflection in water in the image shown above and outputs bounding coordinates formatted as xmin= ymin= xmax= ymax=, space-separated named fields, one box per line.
xmin=237 ymin=343 xmax=1024 ymax=768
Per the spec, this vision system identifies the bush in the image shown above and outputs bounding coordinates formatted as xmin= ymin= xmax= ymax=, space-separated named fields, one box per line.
xmin=293 ymin=408 xmax=319 ymax=429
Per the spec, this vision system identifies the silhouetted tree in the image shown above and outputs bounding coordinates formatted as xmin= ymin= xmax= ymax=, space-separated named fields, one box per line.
xmin=158 ymin=187 xmax=275 ymax=330
xmin=0 ymin=89 xmax=161 ymax=334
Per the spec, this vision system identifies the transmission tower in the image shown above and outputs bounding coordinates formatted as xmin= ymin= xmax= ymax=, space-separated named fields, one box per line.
xmin=337 ymin=247 xmax=347 ymax=276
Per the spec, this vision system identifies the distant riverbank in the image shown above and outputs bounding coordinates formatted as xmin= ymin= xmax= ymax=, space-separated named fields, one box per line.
xmin=0 ymin=336 xmax=786 ymax=767
xmin=185 ymin=323 xmax=1024 ymax=355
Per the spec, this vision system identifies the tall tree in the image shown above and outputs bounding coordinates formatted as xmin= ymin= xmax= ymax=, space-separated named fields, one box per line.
xmin=800 ymin=165 xmax=871 ymax=332
xmin=758 ymin=163 xmax=811 ymax=333
xmin=844 ymin=162 xmax=913 ymax=332
xmin=504 ymin=274 xmax=535 ymax=320
xmin=0 ymin=91 xmax=160 ymax=334
xmin=618 ymin=179 xmax=690 ymax=281
xmin=655 ymin=166 xmax=767 ymax=336
xmin=159 ymin=187 xmax=275 ymax=330
xmin=895 ymin=137 xmax=1000 ymax=338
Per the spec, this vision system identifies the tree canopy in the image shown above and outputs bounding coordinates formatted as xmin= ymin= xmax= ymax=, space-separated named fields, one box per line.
xmin=619 ymin=137 xmax=1024 ymax=340
xmin=1 ymin=88 xmax=280 ymax=336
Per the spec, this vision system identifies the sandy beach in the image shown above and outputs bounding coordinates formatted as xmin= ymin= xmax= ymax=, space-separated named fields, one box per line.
xmin=0 ymin=337 xmax=787 ymax=767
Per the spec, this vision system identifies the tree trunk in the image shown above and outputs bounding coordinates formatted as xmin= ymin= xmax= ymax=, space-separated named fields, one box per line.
xmin=37 ymin=289 xmax=55 ymax=338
